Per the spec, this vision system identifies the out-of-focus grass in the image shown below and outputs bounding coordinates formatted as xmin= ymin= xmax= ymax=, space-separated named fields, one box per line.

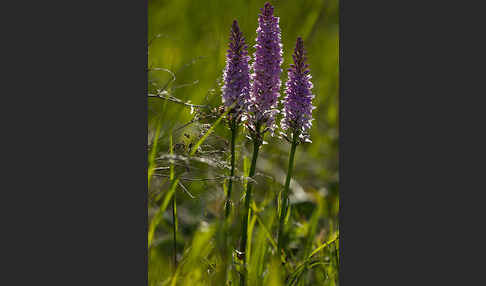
xmin=148 ymin=0 xmax=339 ymax=285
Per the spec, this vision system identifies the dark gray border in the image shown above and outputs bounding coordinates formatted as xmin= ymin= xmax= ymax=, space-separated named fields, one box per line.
xmin=339 ymin=0 xmax=486 ymax=284
xmin=5 ymin=0 xmax=485 ymax=284
xmin=2 ymin=0 xmax=148 ymax=284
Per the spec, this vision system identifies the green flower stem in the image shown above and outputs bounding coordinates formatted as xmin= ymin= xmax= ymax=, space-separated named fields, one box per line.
xmin=278 ymin=133 xmax=298 ymax=254
xmin=225 ymin=118 xmax=237 ymax=219
xmin=239 ymin=126 xmax=262 ymax=286
xmin=223 ymin=118 xmax=237 ymax=286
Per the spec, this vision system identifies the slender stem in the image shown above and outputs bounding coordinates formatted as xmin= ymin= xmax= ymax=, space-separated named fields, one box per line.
xmin=224 ymin=119 xmax=237 ymax=286
xmin=278 ymin=133 xmax=298 ymax=253
xmin=239 ymin=131 xmax=261 ymax=286
xmin=172 ymin=193 xmax=177 ymax=270
xmin=225 ymin=118 xmax=237 ymax=219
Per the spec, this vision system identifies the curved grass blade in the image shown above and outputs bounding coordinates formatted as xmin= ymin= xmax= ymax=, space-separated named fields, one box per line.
xmin=309 ymin=232 xmax=339 ymax=258
xmin=286 ymin=233 xmax=340 ymax=286
xmin=189 ymin=102 xmax=234 ymax=156
xmin=252 ymin=207 xmax=278 ymax=253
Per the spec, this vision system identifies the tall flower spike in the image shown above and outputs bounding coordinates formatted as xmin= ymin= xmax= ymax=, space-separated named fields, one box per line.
xmin=221 ymin=20 xmax=251 ymax=118
xmin=247 ymin=2 xmax=283 ymax=136
xmin=282 ymin=37 xmax=315 ymax=143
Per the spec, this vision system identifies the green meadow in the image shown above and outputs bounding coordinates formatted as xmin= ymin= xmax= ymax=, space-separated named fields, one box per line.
xmin=148 ymin=0 xmax=339 ymax=285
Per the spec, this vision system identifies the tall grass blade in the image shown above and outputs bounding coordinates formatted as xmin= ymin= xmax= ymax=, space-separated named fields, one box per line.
xmin=148 ymin=120 xmax=162 ymax=187
xmin=148 ymin=177 xmax=180 ymax=247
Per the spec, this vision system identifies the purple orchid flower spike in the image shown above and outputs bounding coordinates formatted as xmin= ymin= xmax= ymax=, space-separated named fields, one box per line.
xmin=221 ymin=20 xmax=251 ymax=120
xmin=246 ymin=2 xmax=283 ymax=139
xmin=281 ymin=37 xmax=315 ymax=143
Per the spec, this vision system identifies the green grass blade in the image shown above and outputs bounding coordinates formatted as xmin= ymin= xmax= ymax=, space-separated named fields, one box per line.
xmin=308 ymin=232 xmax=339 ymax=259
xmin=189 ymin=103 xmax=234 ymax=156
xmin=148 ymin=121 xmax=162 ymax=187
xmin=252 ymin=208 xmax=278 ymax=253
xmin=148 ymin=177 xmax=180 ymax=247
xmin=286 ymin=232 xmax=340 ymax=286
xmin=246 ymin=213 xmax=257 ymax=265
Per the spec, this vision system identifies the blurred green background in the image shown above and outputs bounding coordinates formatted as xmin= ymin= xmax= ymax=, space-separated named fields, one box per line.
xmin=148 ymin=0 xmax=339 ymax=285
